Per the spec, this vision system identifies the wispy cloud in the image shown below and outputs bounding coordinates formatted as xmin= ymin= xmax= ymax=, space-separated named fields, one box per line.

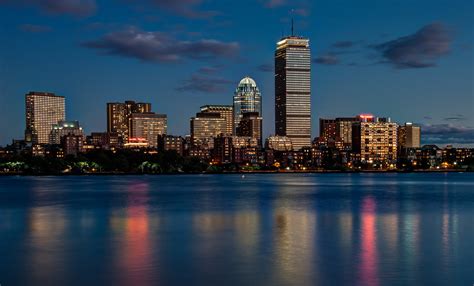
xmin=257 ymin=63 xmax=273 ymax=72
xmin=313 ymin=54 xmax=340 ymax=65
xmin=82 ymin=27 xmax=239 ymax=63
xmin=332 ymin=41 xmax=355 ymax=49
xmin=373 ymin=22 xmax=452 ymax=69
xmin=0 ymin=0 xmax=97 ymax=17
xmin=176 ymin=73 xmax=233 ymax=93
xmin=18 ymin=24 xmax=52 ymax=33
xmin=129 ymin=0 xmax=217 ymax=19
xmin=444 ymin=114 xmax=467 ymax=121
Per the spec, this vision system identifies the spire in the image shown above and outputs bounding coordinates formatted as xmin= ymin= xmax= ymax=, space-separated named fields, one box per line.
xmin=291 ymin=17 xmax=294 ymax=36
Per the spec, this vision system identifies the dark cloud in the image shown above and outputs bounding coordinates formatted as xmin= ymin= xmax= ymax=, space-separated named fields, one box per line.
xmin=313 ymin=54 xmax=340 ymax=65
xmin=176 ymin=74 xmax=233 ymax=93
xmin=444 ymin=114 xmax=467 ymax=121
xmin=332 ymin=41 xmax=355 ymax=49
xmin=197 ymin=65 xmax=224 ymax=75
xmin=374 ymin=22 xmax=452 ymax=69
xmin=264 ymin=0 xmax=286 ymax=8
xmin=18 ymin=24 xmax=52 ymax=33
xmin=82 ymin=27 xmax=239 ymax=63
xmin=257 ymin=63 xmax=273 ymax=72
xmin=263 ymin=0 xmax=310 ymax=16
xmin=0 ymin=0 xmax=96 ymax=17
xmin=138 ymin=0 xmax=216 ymax=19
xmin=421 ymin=124 xmax=474 ymax=144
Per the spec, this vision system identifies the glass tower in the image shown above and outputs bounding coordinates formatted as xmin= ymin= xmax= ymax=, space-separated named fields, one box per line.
xmin=233 ymin=76 xmax=262 ymax=136
xmin=275 ymin=36 xmax=311 ymax=150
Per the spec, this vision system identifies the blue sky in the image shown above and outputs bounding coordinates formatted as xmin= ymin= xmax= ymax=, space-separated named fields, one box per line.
xmin=0 ymin=0 xmax=473 ymax=146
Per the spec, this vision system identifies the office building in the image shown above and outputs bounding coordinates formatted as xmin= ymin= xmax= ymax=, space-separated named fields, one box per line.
xmin=106 ymin=101 xmax=151 ymax=143
xmin=265 ymin=136 xmax=293 ymax=151
xmin=190 ymin=112 xmax=227 ymax=149
xmin=200 ymin=105 xmax=233 ymax=136
xmin=335 ymin=117 xmax=360 ymax=147
xmin=212 ymin=136 xmax=233 ymax=164
xmin=236 ymin=112 xmax=263 ymax=146
xmin=275 ymin=36 xmax=311 ymax=150
xmin=62 ymin=134 xmax=83 ymax=156
xmin=398 ymin=123 xmax=421 ymax=149
xmin=158 ymin=135 xmax=184 ymax=156
xmin=25 ymin=91 xmax=65 ymax=144
xmin=87 ymin=132 xmax=119 ymax=149
xmin=352 ymin=117 xmax=398 ymax=165
xmin=129 ymin=113 xmax=167 ymax=147
xmin=49 ymin=121 xmax=84 ymax=145
xmin=233 ymin=77 xmax=262 ymax=134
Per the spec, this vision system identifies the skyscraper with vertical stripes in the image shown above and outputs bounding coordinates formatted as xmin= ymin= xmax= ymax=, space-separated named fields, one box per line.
xmin=274 ymin=36 xmax=311 ymax=150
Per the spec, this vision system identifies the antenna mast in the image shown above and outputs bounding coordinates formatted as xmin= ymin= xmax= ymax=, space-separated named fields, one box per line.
xmin=291 ymin=17 xmax=294 ymax=36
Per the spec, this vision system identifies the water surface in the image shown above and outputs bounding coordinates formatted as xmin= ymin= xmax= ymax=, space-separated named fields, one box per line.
xmin=0 ymin=173 xmax=473 ymax=285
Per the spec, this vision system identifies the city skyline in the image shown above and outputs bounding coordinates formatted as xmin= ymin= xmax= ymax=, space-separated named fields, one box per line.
xmin=0 ymin=0 xmax=473 ymax=147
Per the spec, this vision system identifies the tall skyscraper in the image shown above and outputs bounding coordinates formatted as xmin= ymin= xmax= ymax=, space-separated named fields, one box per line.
xmin=25 ymin=91 xmax=66 ymax=144
xmin=129 ymin=113 xmax=167 ymax=147
xmin=233 ymin=76 xmax=262 ymax=135
xmin=200 ymin=105 xmax=233 ymax=136
xmin=275 ymin=36 xmax=311 ymax=150
xmin=107 ymin=101 xmax=151 ymax=143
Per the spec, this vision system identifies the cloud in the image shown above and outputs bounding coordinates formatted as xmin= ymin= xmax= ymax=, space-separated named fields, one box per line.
xmin=18 ymin=24 xmax=52 ymax=33
xmin=263 ymin=0 xmax=310 ymax=16
xmin=176 ymin=74 xmax=234 ymax=93
xmin=257 ymin=63 xmax=273 ymax=72
xmin=265 ymin=0 xmax=286 ymax=8
xmin=313 ymin=54 xmax=340 ymax=65
xmin=82 ymin=27 xmax=240 ymax=63
xmin=136 ymin=0 xmax=216 ymax=19
xmin=0 ymin=0 xmax=97 ymax=17
xmin=332 ymin=41 xmax=355 ymax=49
xmin=197 ymin=65 xmax=224 ymax=75
xmin=444 ymin=114 xmax=467 ymax=121
xmin=373 ymin=22 xmax=452 ymax=69
xmin=421 ymin=124 xmax=474 ymax=144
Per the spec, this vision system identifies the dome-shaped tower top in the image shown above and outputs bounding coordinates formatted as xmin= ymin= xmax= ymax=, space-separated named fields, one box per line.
xmin=238 ymin=76 xmax=257 ymax=88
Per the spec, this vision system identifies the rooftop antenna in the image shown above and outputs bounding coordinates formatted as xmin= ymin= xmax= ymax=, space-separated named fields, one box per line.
xmin=290 ymin=8 xmax=295 ymax=36
xmin=291 ymin=17 xmax=294 ymax=36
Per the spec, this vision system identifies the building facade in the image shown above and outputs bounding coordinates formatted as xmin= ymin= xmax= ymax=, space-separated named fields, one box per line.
xmin=49 ymin=121 xmax=84 ymax=145
xmin=233 ymin=77 xmax=262 ymax=135
xmin=275 ymin=36 xmax=311 ymax=150
xmin=265 ymin=136 xmax=293 ymax=151
xmin=129 ymin=113 xmax=167 ymax=147
xmin=236 ymin=112 xmax=263 ymax=146
xmin=352 ymin=117 xmax=398 ymax=165
xmin=200 ymin=105 xmax=233 ymax=136
xmin=190 ymin=112 xmax=227 ymax=149
xmin=158 ymin=135 xmax=184 ymax=156
xmin=25 ymin=91 xmax=66 ymax=144
xmin=398 ymin=123 xmax=421 ymax=149
xmin=106 ymin=101 xmax=151 ymax=143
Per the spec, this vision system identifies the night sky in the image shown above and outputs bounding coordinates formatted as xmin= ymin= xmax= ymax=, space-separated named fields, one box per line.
xmin=0 ymin=0 xmax=472 ymax=146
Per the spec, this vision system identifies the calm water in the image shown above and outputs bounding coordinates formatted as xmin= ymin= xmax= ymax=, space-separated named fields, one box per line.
xmin=0 ymin=173 xmax=473 ymax=286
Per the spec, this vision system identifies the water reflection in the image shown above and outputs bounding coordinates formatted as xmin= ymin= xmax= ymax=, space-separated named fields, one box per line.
xmin=0 ymin=174 xmax=471 ymax=286
xmin=359 ymin=196 xmax=378 ymax=286
xmin=112 ymin=181 xmax=154 ymax=286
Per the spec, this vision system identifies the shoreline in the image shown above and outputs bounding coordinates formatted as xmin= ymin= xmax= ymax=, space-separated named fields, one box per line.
xmin=0 ymin=169 xmax=471 ymax=176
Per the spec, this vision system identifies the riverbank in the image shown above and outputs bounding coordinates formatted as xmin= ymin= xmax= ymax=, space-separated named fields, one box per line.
xmin=0 ymin=168 xmax=471 ymax=176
